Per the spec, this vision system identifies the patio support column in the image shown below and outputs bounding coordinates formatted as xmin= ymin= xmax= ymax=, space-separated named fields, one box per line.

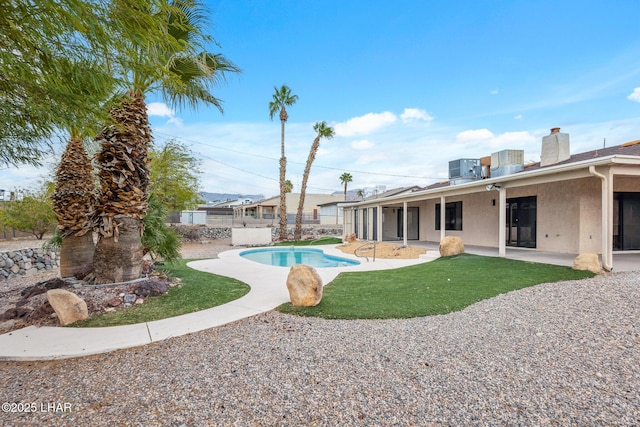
xmin=403 ymin=201 xmax=408 ymax=247
xmin=440 ymin=196 xmax=446 ymax=242
xmin=589 ymin=166 xmax=613 ymax=271
xmin=377 ymin=204 xmax=383 ymax=242
xmin=498 ymin=188 xmax=506 ymax=257
xmin=343 ymin=208 xmax=348 ymax=239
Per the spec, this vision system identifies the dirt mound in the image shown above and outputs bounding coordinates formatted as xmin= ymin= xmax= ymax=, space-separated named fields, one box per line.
xmin=336 ymin=241 xmax=427 ymax=259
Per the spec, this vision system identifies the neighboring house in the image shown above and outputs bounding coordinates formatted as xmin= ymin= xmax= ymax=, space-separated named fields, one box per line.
xmin=320 ymin=185 xmax=421 ymax=231
xmin=317 ymin=200 xmax=345 ymax=225
xmin=233 ymin=193 xmax=344 ymax=223
xmin=210 ymin=198 xmax=254 ymax=208
xmin=319 ymin=186 xmax=422 ymax=225
xmin=343 ymin=128 xmax=640 ymax=271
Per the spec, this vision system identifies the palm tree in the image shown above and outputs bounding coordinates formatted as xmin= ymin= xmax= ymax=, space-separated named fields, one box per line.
xmin=294 ymin=122 xmax=335 ymax=240
xmin=50 ymin=55 xmax=116 ymax=278
xmin=91 ymin=1 xmax=240 ymax=283
xmin=52 ymin=134 xmax=97 ymax=277
xmin=340 ymin=172 xmax=353 ymax=201
xmin=269 ymin=85 xmax=298 ymax=241
xmin=284 ymin=179 xmax=294 ymax=193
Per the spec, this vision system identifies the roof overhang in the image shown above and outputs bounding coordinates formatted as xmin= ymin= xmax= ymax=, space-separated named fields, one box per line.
xmin=343 ymin=154 xmax=640 ymax=208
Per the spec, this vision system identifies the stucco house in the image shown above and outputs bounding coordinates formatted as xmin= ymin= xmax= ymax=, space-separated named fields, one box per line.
xmin=343 ymin=128 xmax=640 ymax=271
xmin=233 ymin=193 xmax=344 ymax=223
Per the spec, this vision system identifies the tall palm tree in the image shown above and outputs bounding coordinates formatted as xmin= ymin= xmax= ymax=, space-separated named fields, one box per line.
xmin=269 ymin=84 xmax=298 ymax=241
xmin=91 ymin=0 xmax=240 ymax=283
xmin=340 ymin=172 xmax=353 ymax=201
xmin=294 ymin=122 xmax=335 ymax=240
xmin=50 ymin=55 xmax=115 ymax=278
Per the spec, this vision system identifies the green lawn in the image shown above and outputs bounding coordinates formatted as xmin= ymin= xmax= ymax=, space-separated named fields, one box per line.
xmin=71 ymin=259 xmax=250 ymax=328
xmin=277 ymin=253 xmax=594 ymax=319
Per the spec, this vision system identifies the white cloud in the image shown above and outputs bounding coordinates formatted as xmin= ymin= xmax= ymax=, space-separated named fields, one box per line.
xmin=456 ymin=128 xmax=494 ymax=142
xmin=147 ymin=102 xmax=183 ymax=126
xmin=334 ymin=112 xmax=397 ymax=136
xmin=400 ymin=108 xmax=434 ymax=123
xmin=147 ymin=102 xmax=174 ymax=117
xmin=490 ymin=89 xmax=499 ymax=95
xmin=514 ymin=114 xmax=523 ymax=120
xmin=350 ymin=139 xmax=374 ymax=150
xmin=628 ymin=87 xmax=640 ymax=102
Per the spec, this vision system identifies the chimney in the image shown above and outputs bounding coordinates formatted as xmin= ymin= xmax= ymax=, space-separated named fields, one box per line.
xmin=540 ymin=127 xmax=570 ymax=167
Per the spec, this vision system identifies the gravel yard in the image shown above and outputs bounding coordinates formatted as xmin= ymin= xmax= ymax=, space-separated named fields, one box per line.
xmin=0 ymin=239 xmax=233 ymax=334
xmin=0 ymin=239 xmax=639 ymax=425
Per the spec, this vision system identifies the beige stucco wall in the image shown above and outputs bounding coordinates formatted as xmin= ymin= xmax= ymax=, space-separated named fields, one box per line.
xmin=422 ymin=192 xmax=500 ymax=246
xmin=319 ymin=205 xmax=344 ymax=224
xmin=346 ymin=171 xmax=638 ymax=253
xmin=283 ymin=193 xmax=343 ymax=215
xmin=615 ymin=176 xmax=640 ymax=191
xmin=419 ymin=177 xmax=605 ymax=253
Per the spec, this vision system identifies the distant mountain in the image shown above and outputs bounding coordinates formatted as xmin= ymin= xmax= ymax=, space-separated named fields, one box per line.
xmin=199 ymin=192 xmax=264 ymax=203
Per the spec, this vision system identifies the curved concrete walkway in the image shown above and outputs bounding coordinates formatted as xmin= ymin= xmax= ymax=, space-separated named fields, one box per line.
xmin=0 ymin=245 xmax=438 ymax=361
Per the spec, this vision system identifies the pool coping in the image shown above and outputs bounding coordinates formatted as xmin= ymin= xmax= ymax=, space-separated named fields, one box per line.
xmin=0 ymin=244 xmax=438 ymax=361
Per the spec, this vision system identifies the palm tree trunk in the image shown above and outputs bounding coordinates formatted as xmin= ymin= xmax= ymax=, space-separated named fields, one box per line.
xmin=52 ymin=135 xmax=97 ymax=277
xmin=59 ymin=233 xmax=95 ymax=278
xmin=294 ymin=136 xmax=321 ymax=240
xmin=93 ymin=217 xmax=143 ymax=283
xmin=92 ymin=90 xmax=150 ymax=284
xmin=278 ymin=118 xmax=288 ymax=241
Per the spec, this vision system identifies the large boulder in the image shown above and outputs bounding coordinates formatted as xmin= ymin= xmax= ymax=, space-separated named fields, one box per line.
xmin=46 ymin=289 xmax=88 ymax=326
xmin=286 ymin=264 xmax=323 ymax=307
xmin=572 ymin=253 xmax=602 ymax=274
xmin=439 ymin=236 xmax=465 ymax=257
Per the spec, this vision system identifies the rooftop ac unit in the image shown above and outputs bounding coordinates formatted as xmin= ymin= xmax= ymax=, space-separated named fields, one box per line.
xmin=449 ymin=159 xmax=482 ymax=184
xmin=490 ymin=150 xmax=524 ymax=177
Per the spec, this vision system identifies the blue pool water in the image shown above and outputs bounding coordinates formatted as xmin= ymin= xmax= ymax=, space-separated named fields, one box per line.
xmin=240 ymin=247 xmax=360 ymax=268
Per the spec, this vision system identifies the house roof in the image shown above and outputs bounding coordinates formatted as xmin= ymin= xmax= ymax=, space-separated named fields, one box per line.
xmin=524 ymin=139 xmax=640 ymax=172
xmin=363 ymin=186 xmax=422 ymax=200
xmin=422 ymin=140 xmax=640 ymax=191
xmin=344 ymin=139 xmax=640 ymax=207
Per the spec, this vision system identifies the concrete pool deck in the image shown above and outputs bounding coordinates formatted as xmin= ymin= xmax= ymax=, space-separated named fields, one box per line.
xmin=0 ymin=245 xmax=438 ymax=361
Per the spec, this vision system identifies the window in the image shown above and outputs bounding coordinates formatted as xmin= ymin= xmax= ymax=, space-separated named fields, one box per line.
xmin=435 ymin=201 xmax=462 ymax=230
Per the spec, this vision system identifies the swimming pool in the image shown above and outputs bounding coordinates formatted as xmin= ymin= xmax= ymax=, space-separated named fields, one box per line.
xmin=240 ymin=247 xmax=360 ymax=268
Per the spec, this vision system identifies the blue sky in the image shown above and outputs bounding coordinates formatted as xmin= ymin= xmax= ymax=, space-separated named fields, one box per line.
xmin=3 ymin=0 xmax=640 ymax=198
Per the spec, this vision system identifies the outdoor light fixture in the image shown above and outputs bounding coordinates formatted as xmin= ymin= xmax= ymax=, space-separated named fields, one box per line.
xmin=485 ymin=184 xmax=502 ymax=191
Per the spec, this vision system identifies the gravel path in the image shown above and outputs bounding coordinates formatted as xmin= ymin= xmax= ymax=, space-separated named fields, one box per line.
xmin=0 ymin=270 xmax=638 ymax=426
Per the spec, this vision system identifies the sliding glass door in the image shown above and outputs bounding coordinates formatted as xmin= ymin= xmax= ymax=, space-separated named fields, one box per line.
xmin=614 ymin=193 xmax=640 ymax=250
xmin=506 ymin=196 xmax=537 ymax=248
